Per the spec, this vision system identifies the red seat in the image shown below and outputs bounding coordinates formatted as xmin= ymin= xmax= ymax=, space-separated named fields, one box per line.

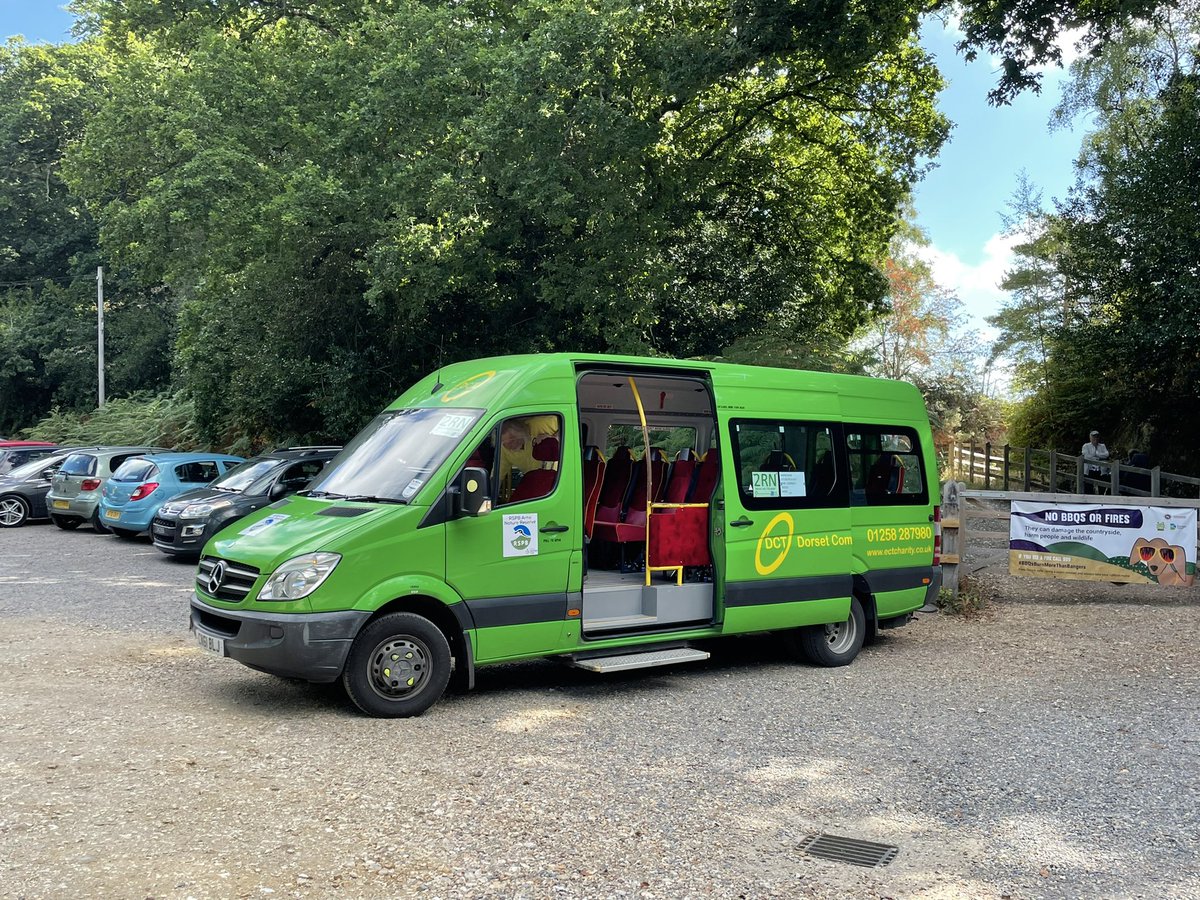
xmin=592 ymin=447 xmax=635 ymax=539
xmin=510 ymin=437 xmax=561 ymax=504
xmin=649 ymin=450 xmax=720 ymax=569
xmin=663 ymin=448 xmax=698 ymax=504
xmin=865 ymin=452 xmax=902 ymax=502
xmin=582 ymin=446 xmax=606 ymax=539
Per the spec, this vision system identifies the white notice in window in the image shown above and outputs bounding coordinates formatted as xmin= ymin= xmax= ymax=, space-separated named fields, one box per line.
xmin=779 ymin=472 xmax=807 ymax=497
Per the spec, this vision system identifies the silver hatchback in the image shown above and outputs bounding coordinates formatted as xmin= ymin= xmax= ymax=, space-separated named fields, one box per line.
xmin=46 ymin=446 xmax=168 ymax=532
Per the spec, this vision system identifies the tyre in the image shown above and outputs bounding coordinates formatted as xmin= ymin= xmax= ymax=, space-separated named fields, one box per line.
xmin=52 ymin=514 xmax=82 ymax=530
xmin=90 ymin=510 xmax=111 ymax=534
xmin=794 ymin=596 xmax=866 ymax=667
xmin=111 ymin=527 xmax=140 ymax=540
xmin=0 ymin=495 xmax=30 ymax=528
xmin=342 ymin=612 xmax=452 ymax=718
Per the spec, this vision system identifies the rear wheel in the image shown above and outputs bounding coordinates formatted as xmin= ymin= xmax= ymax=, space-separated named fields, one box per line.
xmin=342 ymin=612 xmax=451 ymax=718
xmin=0 ymin=495 xmax=30 ymax=527
xmin=52 ymin=514 xmax=82 ymax=531
xmin=793 ymin=596 xmax=866 ymax=667
xmin=90 ymin=510 xmax=111 ymax=534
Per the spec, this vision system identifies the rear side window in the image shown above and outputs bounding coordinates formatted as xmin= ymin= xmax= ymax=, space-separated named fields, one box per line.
xmin=729 ymin=420 xmax=845 ymax=509
xmin=176 ymin=460 xmax=220 ymax=483
xmin=845 ymin=426 xmax=928 ymax=506
xmin=61 ymin=454 xmax=98 ymax=477
xmin=113 ymin=459 xmax=158 ymax=482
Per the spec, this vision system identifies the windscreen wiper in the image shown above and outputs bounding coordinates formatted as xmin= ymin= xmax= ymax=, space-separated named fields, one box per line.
xmin=341 ymin=494 xmax=407 ymax=505
xmin=298 ymin=490 xmax=348 ymax=499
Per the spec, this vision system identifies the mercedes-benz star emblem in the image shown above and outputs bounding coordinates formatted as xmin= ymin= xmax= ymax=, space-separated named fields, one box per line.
xmin=207 ymin=561 xmax=227 ymax=594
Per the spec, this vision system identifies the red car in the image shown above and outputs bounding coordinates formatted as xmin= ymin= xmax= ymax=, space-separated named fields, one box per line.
xmin=0 ymin=441 xmax=60 ymax=477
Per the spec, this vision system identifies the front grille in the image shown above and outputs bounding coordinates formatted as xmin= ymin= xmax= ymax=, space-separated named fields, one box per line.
xmin=197 ymin=556 xmax=261 ymax=601
xmin=151 ymin=516 xmax=177 ymax=542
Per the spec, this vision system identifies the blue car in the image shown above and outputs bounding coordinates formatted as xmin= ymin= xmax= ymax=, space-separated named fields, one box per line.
xmin=99 ymin=452 xmax=244 ymax=538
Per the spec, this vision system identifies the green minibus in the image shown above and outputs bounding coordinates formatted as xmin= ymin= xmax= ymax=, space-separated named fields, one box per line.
xmin=190 ymin=354 xmax=941 ymax=716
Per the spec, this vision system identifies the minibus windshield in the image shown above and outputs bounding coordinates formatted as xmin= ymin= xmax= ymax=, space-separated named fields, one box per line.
xmin=305 ymin=407 xmax=483 ymax=503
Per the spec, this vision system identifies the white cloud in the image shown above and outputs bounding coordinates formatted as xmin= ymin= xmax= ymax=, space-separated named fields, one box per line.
xmin=917 ymin=232 xmax=1020 ymax=336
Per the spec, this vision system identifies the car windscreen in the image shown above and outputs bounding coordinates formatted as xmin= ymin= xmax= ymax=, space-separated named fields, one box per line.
xmin=306 ymin=407 xmax=484 ymax=502
xmin=60 ymin=453 xmax=98 ymax=477
xmin=112 ymin=459 xmax=157 ymax=482
xmin=209 ymin=457 xmax=280 ymax=493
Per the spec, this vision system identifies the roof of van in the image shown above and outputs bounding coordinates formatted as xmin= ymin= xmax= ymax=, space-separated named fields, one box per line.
xmin=393 ymin=353 xmax=927 ymax=421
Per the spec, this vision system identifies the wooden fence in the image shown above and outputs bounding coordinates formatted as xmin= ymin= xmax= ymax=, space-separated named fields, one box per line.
xmin=946 ymin=443 xmax=1200 ymax=499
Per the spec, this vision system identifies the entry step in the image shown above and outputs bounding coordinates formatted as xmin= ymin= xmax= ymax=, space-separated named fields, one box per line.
xmin=569 ymin=647 xmax=710 ymax=673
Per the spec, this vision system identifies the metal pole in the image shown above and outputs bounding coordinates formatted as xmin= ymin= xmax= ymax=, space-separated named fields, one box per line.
xmin=97 ymin=266 xmax=105 ymax=407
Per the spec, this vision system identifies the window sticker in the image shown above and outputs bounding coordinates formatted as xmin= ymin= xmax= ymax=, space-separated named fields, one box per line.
xmin=430 ymin=413 xmax=475 ymax=439
xmin=502 ymin=513 xmax=539 ymax=557
xmin=779 ymin=471 xmax=807 ymax=497
xmin=239 ymin=514 xmax=290 ymax=537
xmin=751 ymin=471 xmax=780 ymax=498
xmin=401 ymin=478 xmax=424 ymax=500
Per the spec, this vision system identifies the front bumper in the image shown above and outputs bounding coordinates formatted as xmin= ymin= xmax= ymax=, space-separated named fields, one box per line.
xmin=190 ymin=595 xmax=370 ymax=683
xmin=152 ymin=514 xmax=209 ymax=555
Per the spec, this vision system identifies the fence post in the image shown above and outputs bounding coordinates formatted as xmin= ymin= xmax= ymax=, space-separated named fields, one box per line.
xmin=1111 ymin=461 xmax=1120 ymax=495
xmin=949 ymin=442 xmax=957 ymax=480
xmin=969 ymin=439 xmax=977 ymax=484
xmin=1151 ymin=466 xmax=1161 ymax=497
xmin=1023 ymin=447 xmax=1031 ymax=491
xmin=1076 ymin=456 xmax=1085 ymax=495
xmin=940 ymin=480 xmax=963 ymax=602
xmin=1049 ymin=450 xmax=1058 ymax=492
xmin=984 ymin=441 xmax=992 ymax=489
xmin=1003 ymin=444 xmax=1011 ymax=490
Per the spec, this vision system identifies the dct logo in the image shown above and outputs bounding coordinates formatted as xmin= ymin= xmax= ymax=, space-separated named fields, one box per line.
xmin=755 ymin=512 xmax=794 ymax=575
xmin=440 ymin=370 xmax=496 ymax=403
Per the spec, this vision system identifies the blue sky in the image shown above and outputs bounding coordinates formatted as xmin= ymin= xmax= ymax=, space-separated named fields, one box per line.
xmin=4 ymin=5 xmax=1084 ymax=335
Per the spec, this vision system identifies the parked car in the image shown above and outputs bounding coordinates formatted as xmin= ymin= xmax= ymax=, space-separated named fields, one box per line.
xmin=0 ymin=448 xmax=102 ymax=528
xmin=152 ymin=446 xmax=341 ymax=558
xmin=45 ymin=446 xmax=168 ymax=532
xmin=0 ymin=441 xmax=59 ymax=477
xmin=98 ymin=452 xmax=245 ymax=539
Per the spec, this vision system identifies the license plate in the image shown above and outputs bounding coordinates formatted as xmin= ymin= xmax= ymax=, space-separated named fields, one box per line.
xmin=104 ymin=509 xmax=121 ymax=519
xmin=153 ymin=524 xmax=172 ymax=535
xmin=52 ymin=499 xmax=69 ymax=509
xmin=195 ymin=630 xmax=225 ymax=656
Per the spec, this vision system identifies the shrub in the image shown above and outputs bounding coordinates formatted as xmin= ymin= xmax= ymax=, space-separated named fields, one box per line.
xmin=21 ymin=393 xmax=204 ymax=450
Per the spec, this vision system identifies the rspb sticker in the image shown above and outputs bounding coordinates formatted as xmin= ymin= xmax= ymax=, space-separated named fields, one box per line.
xmin=239 ymin=514 xmax=290 ymax=537
xmin=502 ymin=513 xmax=538 ymax=558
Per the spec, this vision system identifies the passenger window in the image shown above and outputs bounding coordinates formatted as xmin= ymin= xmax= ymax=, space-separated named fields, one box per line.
xmin=605 ymin=424 xmax=696 ymax=461
xmin=490 ymin=413 xmax=563 ymax=506
xmin=729 ymin=420 xmax=844 ymax=509
xmin=177 ymin=461 xmax=219 ymax=483
xmin=277 ymin=460 xmax=326 ymax=493
xmin=845 ymin=427 xmax=927 ymax=506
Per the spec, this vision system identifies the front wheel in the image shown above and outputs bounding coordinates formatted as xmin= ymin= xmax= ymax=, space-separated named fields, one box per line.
xmin=0 ymin=495 xmax=30 ymax=527
xmin=52 ymin=514 xmax=82 ymax=530
xmin=793 ymin=596 xmax=866 ymax=667
xmin=341 ymin=612 xmax=452 ymax=718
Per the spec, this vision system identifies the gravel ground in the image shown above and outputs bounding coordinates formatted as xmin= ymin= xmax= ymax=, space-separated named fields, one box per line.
xmin=1 ymin=515 xmax=1198 ymax=899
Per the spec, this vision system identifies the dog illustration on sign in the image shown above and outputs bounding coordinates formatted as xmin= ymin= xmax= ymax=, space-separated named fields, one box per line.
xmin=1128 ymin=537 xmax=1193 ymax=587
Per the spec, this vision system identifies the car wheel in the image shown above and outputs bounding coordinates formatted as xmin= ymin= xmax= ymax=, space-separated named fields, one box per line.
xmin=91 ymin=510 xmax=111 ymax=534
xmin=342 ymin=613 xmax=452 ymax=718
xmin=111 ymin=527 xmax=140 ymax=540
xmin=0 ymin=495 xmax=30 ymax=527
xmin=791 ymin=596 xmax=866 ymax=667
xmin=52 ymin=514 xmax=82 ymax=530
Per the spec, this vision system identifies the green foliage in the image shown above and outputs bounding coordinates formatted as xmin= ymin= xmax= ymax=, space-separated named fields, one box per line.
xmin=992 ymin=9 xmax=1200 ymax=471
xmin=937 ymin=575 xmax=988 ymax=617
xmin=21 ymin=392 xmax=202 ymax=449
xmin=61 ymin=0 xmax=949 ymax=445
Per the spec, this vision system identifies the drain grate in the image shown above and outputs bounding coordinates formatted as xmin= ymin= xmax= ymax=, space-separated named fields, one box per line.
xmin=797 ymin=833 xmax=899 ymax=868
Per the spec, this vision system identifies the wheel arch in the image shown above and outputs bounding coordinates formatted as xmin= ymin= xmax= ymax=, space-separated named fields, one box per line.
xmin=365 ymin=595 xmax=475 ymax=691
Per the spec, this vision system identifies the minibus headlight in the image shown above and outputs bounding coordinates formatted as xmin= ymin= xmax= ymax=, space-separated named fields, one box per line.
xmin=259 ymin=552 xmax=341 ymax=601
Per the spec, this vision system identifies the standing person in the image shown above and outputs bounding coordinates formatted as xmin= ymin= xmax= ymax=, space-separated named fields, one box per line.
xmin=1082 ymin=429 xmax=1110 ymax=494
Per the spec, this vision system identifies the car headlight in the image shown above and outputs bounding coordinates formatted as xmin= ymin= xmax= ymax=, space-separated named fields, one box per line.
xmin=181 ymin=500 xmax=229 ymax=518
xmin=258 ymin=552 xmax=341 ymax=601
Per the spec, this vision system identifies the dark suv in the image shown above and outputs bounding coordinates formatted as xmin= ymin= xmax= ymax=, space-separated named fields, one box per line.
xmin=151 ymin=446 xmax=340 ymax=559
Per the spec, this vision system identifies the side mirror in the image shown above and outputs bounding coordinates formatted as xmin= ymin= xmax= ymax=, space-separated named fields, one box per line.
xmin=452 ymin=467 xmax=492 ymax=518
xmin=269 ymin=482 xmax=289 ymax=501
